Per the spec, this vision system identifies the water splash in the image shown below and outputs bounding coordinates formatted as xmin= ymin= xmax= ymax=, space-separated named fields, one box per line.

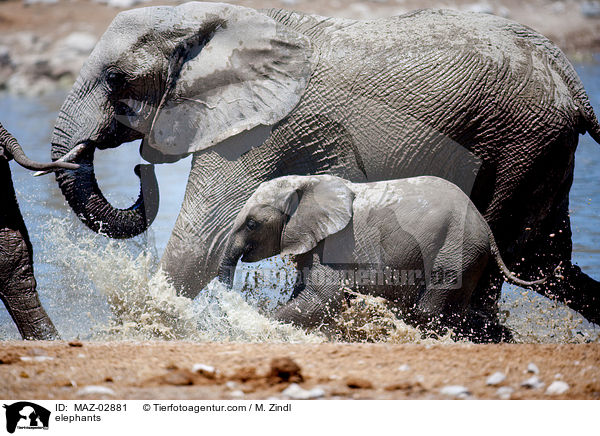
xmin=39 ymin=218 xmax=321 ymax=343
xmin=31 ymin=217 xmax=600 ymax=344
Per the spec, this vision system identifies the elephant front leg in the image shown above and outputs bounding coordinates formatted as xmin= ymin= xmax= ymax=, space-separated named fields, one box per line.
xmin=274 ymin=263 xmax=345 ymax=329
xmin=0 ymin=230 xmax=59 ymax=340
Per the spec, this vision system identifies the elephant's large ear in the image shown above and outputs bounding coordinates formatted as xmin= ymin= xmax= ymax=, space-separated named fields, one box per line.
xmin=280 ymin=177 xmax=354 ymax=256
xmin=146 ymin=3 xmax=314 ymax=159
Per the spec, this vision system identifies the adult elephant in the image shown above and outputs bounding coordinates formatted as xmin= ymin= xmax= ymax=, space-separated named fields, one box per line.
xmin=1 ymin=123 xmax=77 ymax=339
xmin=49 ymin=3 xmax=600 ymax=325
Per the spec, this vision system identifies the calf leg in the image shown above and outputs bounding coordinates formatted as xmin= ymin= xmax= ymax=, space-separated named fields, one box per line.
xmin=274 ymin=262 xmax=344 ymax=329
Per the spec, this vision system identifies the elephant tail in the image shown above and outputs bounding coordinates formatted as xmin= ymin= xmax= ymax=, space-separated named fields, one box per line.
xmin=578 ymin=96 xmax=600 ymax=145
xmin=586 ymin=112 xmax=600 ymax=145
xmin=488 ymin=232 xmax=547 ymax=288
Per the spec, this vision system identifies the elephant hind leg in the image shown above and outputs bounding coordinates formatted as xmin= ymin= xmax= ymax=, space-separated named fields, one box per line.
xmin=517 ymin=196 xmax=600 ymax=326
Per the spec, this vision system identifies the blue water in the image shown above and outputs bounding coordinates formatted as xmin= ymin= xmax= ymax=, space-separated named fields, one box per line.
xmin=0 ymin=60 xmax=598 ymax=341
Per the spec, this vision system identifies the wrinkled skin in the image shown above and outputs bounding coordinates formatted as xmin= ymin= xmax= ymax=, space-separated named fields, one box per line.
xmin=218 ymin=175 xmax=548 ymax=341
xmin=0 ymin=123 xmax=76 ymax=339
xmin=50 ymin=3 xmax=600 ymax=324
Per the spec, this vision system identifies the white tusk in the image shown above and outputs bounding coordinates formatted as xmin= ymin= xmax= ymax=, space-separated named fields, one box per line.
xmin=33 ymin=143 xmax=89 ymax=177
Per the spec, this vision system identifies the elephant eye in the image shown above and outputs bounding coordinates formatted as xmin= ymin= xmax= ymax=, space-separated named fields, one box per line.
xmin=246 ymin=218 xmax=259 ymax=230
xmin=105 ymin=70 xmax=127 ymax=90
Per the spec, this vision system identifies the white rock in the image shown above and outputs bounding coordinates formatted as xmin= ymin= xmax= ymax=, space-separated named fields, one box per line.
xmin=462 ymin=2 xmax=494 ymax=15
xmin=192 ymin=363 xmax=216 ymax=376
xmin=229 ymin=390 xmax=245 ymax=398
xmin=76 ymin=386 xmax=116 ymax=396
xmin=397 ymin=364 xmax=410 ymax=372
xmin=521 ymin=376 xmax=544 ymax=389
xmin=486 ymin=372 xmax=506 ymax=386
xmin=58 ymin=32 xmax=97 ymax=55
xmin=225 ymin=381 xmax=238 ymax=390
xmin=440 ymin=385 xmax=470 ymax=398
xmin=546 ymin=381 xmax=569 ymax=395
xmin=281 ymin=383 xmax=325 ymax=400
xmin=496 ymin=386 xmax=513 ymax=400
xmin=98 ymin=0 xmax=151 ymax=8
xmin=20 ymin=356 xmax=54 ymax=362
xmin=23 ymin=0 xmax=58 ymax=5
xmin=526 ymin=363 xmax=539 ymax=374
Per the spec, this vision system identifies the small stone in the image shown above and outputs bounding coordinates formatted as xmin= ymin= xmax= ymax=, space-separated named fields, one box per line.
xmin=440 ymin=385 xmax=471 ymax=398
xmin=76 ymin=386 xmax=115 ymax=397
xmin=546 ymin=381 xmax=569 ymax=396
xmin=554 ymin=373 xmax=563 ymax=379
xmin=521 ymin=376 xmax=544 ymax=389
xmin=68 ymin=340 xmax=83 ymax=347
xmin=281 ymin=383 xmax=325 ymax=400
xmin=346 ymin=377 xmax=373 ymax=389
xmin=20 ymin=356 xmax=54 ymax=362
xmin=225 ymin=381 xmax=238 ymax=390
xmin=486 ymin=372 xmax=506 ymax=386
xmin=397 ymin=364 xmax=410 ymax=372
xmin=526 ymin=363 xmax=539 ymax=374
xmin=496 ymin=386 xmax=513 ymax=400
xmin=192 ymin=363 xmax=216 ymax=378
xmin=229 ymin=390 xmax=245 ymax=398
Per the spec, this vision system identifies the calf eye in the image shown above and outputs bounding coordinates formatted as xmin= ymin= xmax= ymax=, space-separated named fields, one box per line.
xmin=246 ymin=218 xmax=259 ymax=230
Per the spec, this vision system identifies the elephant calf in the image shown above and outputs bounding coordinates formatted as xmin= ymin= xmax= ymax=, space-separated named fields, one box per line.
xmin=0 ymin=123 xmax=77 ymax=340
xmin=218 ymin=175 xmax=547 ymax=342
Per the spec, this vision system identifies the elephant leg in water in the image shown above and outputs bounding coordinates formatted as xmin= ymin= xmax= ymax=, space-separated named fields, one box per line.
xmin=0 ymin=123 xmax=77 ymax=340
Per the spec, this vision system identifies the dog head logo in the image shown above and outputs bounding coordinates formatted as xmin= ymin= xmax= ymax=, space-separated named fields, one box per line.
xmin=3 ymin=402 xmax=50 ymax=433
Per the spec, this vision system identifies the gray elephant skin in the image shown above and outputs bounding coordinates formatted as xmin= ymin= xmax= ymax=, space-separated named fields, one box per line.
xmin=49 ymin=2 xmax=600 ymax=325
xmin=1 ymin=123 xmax=77 ymax=339
xmin=218 ymin=175 xmax=547 ymax=341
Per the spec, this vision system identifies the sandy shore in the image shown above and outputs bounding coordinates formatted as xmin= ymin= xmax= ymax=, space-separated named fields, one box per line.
xmin=1 ymin=341 xmax=598 ymax=399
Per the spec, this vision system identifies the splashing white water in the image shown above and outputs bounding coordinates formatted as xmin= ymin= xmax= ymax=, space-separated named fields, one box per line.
xmin=31 ymin=218 xmax=599 ymax=344
xmin=39 ymin=218 xmax=321 ymax=342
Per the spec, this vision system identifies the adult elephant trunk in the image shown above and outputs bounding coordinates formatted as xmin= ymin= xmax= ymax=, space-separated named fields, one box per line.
xmin=53 ymin=149 xmax=159 ymax=239
xmin=51 ymin=91 xmax=160 ymax=239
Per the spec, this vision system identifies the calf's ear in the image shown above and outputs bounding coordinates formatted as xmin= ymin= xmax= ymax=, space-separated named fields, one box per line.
xmin=279 ymin=177 xmax=354 ymax=256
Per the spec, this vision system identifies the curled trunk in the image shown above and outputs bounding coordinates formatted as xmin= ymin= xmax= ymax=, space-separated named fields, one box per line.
xmin=53 ymin=146 xmax=160 ymax=239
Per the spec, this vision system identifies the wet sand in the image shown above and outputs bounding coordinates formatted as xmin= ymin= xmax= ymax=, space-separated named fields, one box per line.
xmin=1 ymin=341 xmax=599 ymax=399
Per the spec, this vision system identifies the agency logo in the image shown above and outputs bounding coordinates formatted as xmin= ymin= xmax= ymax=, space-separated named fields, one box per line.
xmin=3 ymin=402 xmax=50 ymax=433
